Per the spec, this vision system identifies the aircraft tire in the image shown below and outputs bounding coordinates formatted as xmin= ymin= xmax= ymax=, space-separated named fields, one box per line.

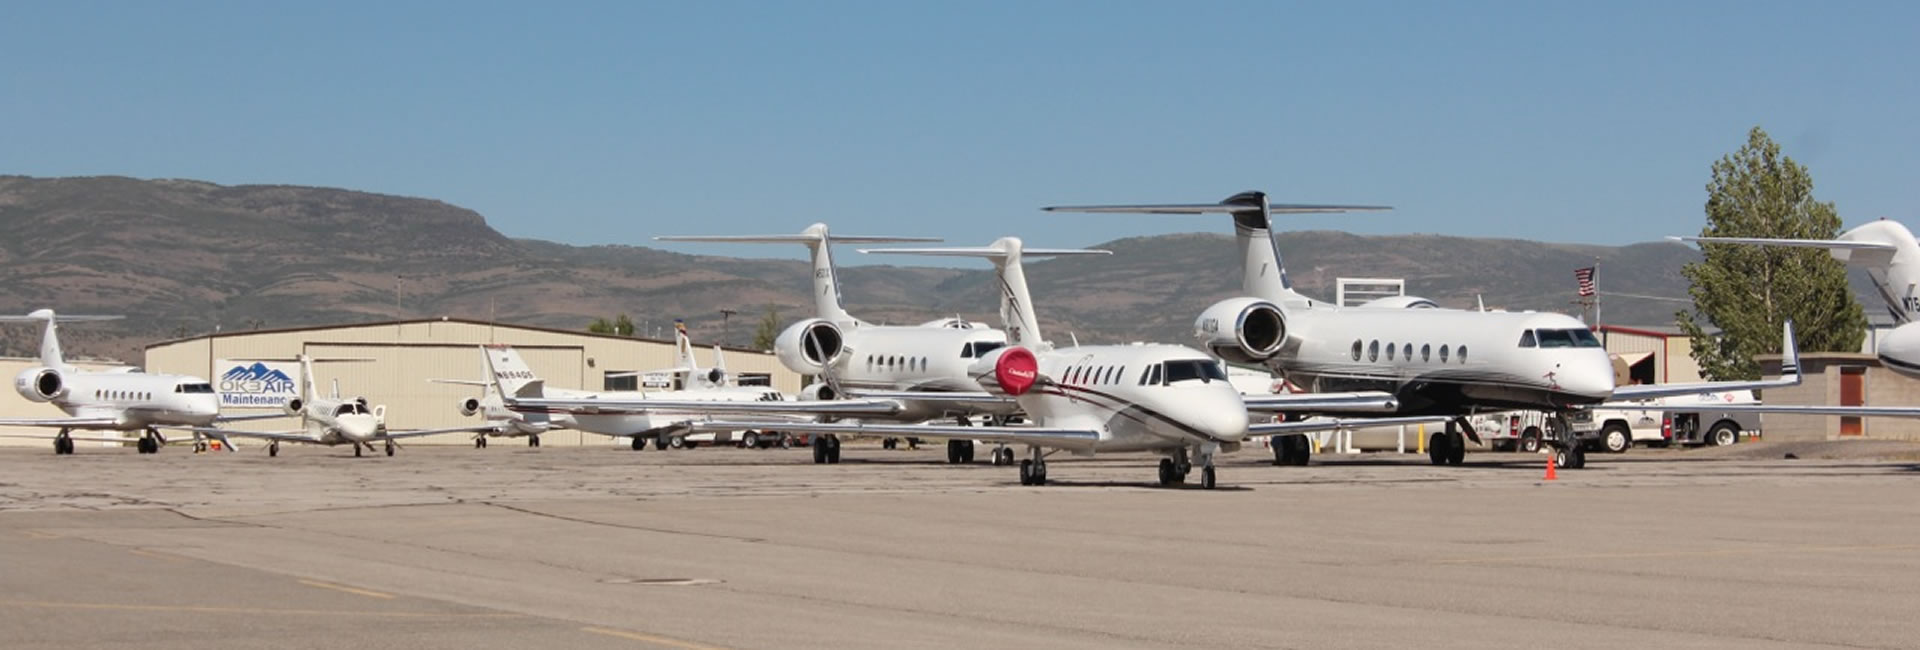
xmin=1428 ymin=432 xmax=1449 ymax=466
xmin=1202 ymin=466 xmax=1217 ymax=490
xmin=1158 ymin=458 xmax=1177 ymax=485
xmin=1446 ymin=432 xmax=1466 ymax=466
xmin=385 ymin=442 xmax=395 ymax=457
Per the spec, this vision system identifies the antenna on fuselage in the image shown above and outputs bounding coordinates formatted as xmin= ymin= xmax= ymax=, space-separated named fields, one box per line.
xmin=656 ymin=225 xmax=942 ymax=326
xmin=859 ymin=237 xmax=1108 ymax=351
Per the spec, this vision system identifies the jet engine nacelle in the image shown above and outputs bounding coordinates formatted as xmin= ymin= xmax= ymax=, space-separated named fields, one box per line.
xmin=1193 ymin=297 xmax=1289 ymax=364
xmin=800 ymin=382 xmax=839 ymax=401
xmin=14 ymin=366 xmax=65 ymax=403
xmin=774 ymin=318 xmax=845 ymax=374
xmin=283 ymin=397 xmax=305 ymax=417
xmin=967 ymin=347 xmax=1041 ymax=397
xmin=706 ymin=368 xmax=725 ymax=386
xmin=457 ymin=397 xmax=483 ymax=417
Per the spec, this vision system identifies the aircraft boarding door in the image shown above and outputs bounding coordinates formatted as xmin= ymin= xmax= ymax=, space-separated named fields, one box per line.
xmin=1839 ymin=367 xmax=1865 ymax=436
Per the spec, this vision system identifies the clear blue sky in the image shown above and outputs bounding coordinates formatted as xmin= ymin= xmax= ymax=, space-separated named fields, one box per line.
xmin=4 ymin=1 xmax=1914 ymax=263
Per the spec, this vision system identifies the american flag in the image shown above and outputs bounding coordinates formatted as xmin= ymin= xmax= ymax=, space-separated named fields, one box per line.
xmin=1574 ymin=266 xmax=1597 ymax=297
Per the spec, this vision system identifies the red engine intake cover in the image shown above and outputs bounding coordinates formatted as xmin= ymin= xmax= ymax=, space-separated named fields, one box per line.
xmin=994 ymin=347 xmax=1039 ymax=396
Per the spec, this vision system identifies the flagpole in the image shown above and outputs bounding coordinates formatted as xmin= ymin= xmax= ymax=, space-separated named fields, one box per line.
xmin=1593 ymin=258 xmax=1601 ymax=329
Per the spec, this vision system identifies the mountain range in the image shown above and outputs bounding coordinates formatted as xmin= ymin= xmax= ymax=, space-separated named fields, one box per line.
xmin=0 ymin=175 xmax=1765 ymax=364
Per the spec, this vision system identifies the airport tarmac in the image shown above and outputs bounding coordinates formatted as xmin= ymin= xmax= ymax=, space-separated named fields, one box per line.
xmin=3 ymin=442 xmax=1918 ymax=649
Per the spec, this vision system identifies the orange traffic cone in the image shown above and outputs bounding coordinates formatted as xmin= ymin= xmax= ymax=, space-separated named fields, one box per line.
xmin=1543 ymin=450 xmax=1557 ymax=481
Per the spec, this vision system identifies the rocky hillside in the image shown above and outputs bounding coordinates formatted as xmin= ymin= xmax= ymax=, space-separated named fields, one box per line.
xmin=0 ymin=175 xmax=1742 ymax=363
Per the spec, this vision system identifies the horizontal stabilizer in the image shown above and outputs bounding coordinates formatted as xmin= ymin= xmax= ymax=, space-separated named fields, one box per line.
xmin=858 ymin=246 xmax=1110 ymax=259
xmin=1042 ymin=203 xmax=1390 ymax=215
xmin=0 ymin=313 xmax=123 ymax=323
xmin=1669 ymin=235 xmax=1897 ymax=251
xmin=657 ymin=234 xmax=941 ymax=244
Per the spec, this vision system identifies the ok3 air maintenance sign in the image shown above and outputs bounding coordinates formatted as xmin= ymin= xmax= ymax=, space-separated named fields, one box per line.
xmin=215 ymin=359 xmax=300 ymax=408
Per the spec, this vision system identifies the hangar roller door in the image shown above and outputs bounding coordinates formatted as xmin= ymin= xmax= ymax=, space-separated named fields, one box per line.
xmin=305 ymin=343 xmax=593 ymax=446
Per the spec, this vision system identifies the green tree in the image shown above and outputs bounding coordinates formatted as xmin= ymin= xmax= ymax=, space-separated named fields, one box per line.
xmin=751 ymin=306 xmax=781 ymax=350
xmin=588 ymin=313 xmax=636 ymax=337
xmin=1676 ymin=126 xmax=1864 ymax=380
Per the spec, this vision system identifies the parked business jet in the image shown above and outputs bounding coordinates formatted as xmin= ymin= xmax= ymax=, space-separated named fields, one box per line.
xmin=0 ymin=309 xmax=271 ymax=455
xmin=653 ymin=224 xmax=1028 ymax=463
xmin=188 ymin=355 xmax=494 ymax=457
xmin=1674 ymin=219 xmax=1920 ymax=377
xmin=679 ymin=236 xmax=1431 ymax=488
xmin=1046 ymin=192 xmax=1800 ymax=468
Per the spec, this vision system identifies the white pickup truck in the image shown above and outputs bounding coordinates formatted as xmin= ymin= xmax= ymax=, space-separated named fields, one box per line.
xmin=1569 ymin=390 xmax=1763 ymax=453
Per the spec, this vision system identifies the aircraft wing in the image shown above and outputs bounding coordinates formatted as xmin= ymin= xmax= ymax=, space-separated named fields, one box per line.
xmin=1248 ymin=415 xmax=1452 ymax=438
xmin=1243 ymin=391 xmax=1400 ymax=414
xmin=0 ymin=431 xmax=134 ymax=444
xmin=506 ymin=395 xmax=907 ymax=417
xmin=1604 ymin=403 xmax=1920 ymax=418
xmin=0 ymin=416 xmax=124 ymax=428
xmin=174 ymin=426 xmax=317 ymax=443
xmin=685 ymin=420 xmax=1101 ymax=449
xmin=378 ymin=425 xmax=506 ymax=440
xmin=1611 ymin=320 xmax=1801 ymax=402
xmin=842 ymin=389 xmax=1012 ymax=405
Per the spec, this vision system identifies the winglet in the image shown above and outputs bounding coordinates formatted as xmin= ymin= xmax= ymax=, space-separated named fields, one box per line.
xmin=1779 ymin=320 xmax=1799 ymax=380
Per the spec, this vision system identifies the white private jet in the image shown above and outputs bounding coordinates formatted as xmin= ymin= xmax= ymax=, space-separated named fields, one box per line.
xmin=653 ymin=224 xmax=1030 ymax=464
xmin=455 ymin=320 xmax=795 ymax=450
xmin=187 ymin=355 xmax=495 ymax=457
xmin=1047 ymin=191 xmax=1801 ymax=468
xmin=1674 ymin=219 xmax=1920 ymax=377
xmin=675 ymin=236 xmax=1431 ymax=489
xmin=0 ymin=309 xmax=271 ymax=455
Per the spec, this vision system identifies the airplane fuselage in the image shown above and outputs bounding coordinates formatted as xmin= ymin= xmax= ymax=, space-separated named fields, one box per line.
xmin=1272 ymin=306 xmax=1616 ymax=415
xmin=976 ymin=344 xmax=1251 ymax=454
xmin=832 ymin=322 xmax=1019 ymax=420
xmin=47 ymin=371 xmax=221 ymax=430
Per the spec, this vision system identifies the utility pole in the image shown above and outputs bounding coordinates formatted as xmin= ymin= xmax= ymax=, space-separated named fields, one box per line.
xmin=719 ymin=309 xmax=738 ymax=348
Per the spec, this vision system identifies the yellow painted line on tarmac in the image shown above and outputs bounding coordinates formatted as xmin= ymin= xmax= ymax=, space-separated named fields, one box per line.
xmin=0 ymin=599 xmax=517 ymax=618
xmin=581 ymin=626 xmax=731 ymax=650
xmin=297 ymin=579 xmax=396 ymax=600
xmin=127 ymin=548 xmax=188 ymax=563
xmin=1439 ymin=542 xmax=1920 ymax=565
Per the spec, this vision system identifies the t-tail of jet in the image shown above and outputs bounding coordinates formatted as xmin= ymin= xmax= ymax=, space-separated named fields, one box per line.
xmin=481 ymin=344 xmax=545 ymax=398
xmin=859 ymin=238 xmax=1110 ymax=351
xmin=1043 ymin=191 xmax=1390 ymax=305
xmin=1674 ymin=219 xmax=1920 ymax=324
xmin=0 ymin=309 xmax=124 ymax=369
xmin=655 ymin=224 xmax=941 ymax=327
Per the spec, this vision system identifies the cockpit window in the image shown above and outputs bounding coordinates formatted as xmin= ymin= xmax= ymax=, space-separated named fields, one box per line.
xmin=1532 ymin=329 xmax=1601 ymax=349
xmin=1518 ymin=330 xmax=1537 ymax=348
xmin=973 ymin=341 xmax=1003 ymax=357
xmin=1162 ymin=359 xmax=1228 ymax=384
xmin=174 ymin=383 xmax=214 ymax=393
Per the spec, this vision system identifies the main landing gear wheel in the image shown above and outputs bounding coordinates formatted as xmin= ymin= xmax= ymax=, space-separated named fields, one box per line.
xmin=354 ymin=444 xmax=364 ymax=458
xmin=474 ymin=437 xmax=488 ymax=449
xmin=826 ymin=435 xmax=841 ymax=464
xmin=53 ymin=430 xmax=74 ymax=455
xmin=812 ymin=439 xmax=828 ymax=464
xmin=385 ymin=441 xmax=396 ymax=457
xmin=1552 ymin=445 xmax=1587 ymax=469
xmin=1158 ymin=458 xmax=1181 ymax=486
xmin=528 ymin=435 xmax=541 ymax=448
xmin=881 ymin=437 xmax=896 ymax=450
xmin=991 ymin=446 xmax=1014 ymax=466
xmin=1018 ymin=447 xmax=1048 ymax=485
xmin=1447 ymin=431 xmax=1466 ymax=466
xmin=269 ymin=441 xmax=280 ymax=458
xmin=946 ymin=439 xmax=975 ymax=464
xmin=1273 ymin=435 xmax=1311 ymax=466
xmin=1427 ymin=431 xmax=1451 ymax=466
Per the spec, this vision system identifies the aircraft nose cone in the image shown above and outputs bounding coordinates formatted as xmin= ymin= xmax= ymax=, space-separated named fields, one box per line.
xmin=1560 ymin=354 xmax=1616 ymax=402
xmin=1199 ymin=391 xmax=1252 ymax=442
xmin=338 ymin=415 xmax=379 ymax=440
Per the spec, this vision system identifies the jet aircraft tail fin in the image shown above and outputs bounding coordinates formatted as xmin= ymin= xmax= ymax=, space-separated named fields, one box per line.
xmin=657 ymin=224 xmax=940 ymax=326
xmin=1044 ymin=192 xmax=1388 ymax=304
xmin=480 ymin=345 xmax=544 ymax=398
xmin=859 ymin=239 xmax=1109 ymax=350
xmin=0 ymin=310 xmax=124 ymax=368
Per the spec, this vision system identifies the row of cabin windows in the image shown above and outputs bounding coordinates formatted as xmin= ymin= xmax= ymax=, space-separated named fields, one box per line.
xmin=1350 ymin=340 xmax=1468 ymax=365
xmin=867 ymin=355 xmax=928 ymax=373
xmin=97 ymin=390 xmax=152 ymax=401
xmin=1063 ymin=364 xmax=1127 ymax=386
